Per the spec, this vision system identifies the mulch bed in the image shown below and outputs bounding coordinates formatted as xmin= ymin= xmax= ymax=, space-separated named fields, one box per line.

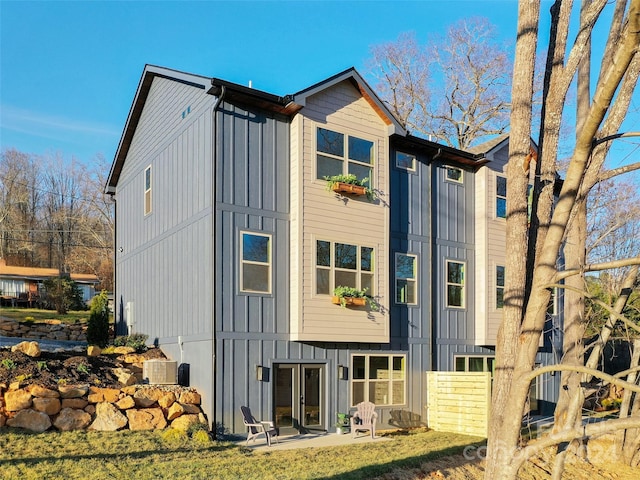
xmin=0 ymin=347 xmax=166 ymax=390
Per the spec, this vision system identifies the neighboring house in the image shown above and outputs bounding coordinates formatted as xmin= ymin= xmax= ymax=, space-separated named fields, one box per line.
xmin=0 ymin=258 xmax=99 ymax=306
xmin=106 ymin=65 xmax=561 ymax=437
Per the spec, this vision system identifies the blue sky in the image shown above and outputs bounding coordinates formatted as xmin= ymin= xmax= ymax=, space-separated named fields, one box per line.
xmin=1 ymin=0 xmax=633 ymax=169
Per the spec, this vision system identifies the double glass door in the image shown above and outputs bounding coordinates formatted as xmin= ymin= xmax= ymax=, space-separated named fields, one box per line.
xmin=273 ymin=364 xmax=325 ymax=434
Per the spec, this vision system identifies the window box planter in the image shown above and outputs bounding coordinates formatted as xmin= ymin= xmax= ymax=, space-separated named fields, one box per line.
xmin=324 ymin=174 xmax=375 ymax=200
xmin=331 ymin=182 xmax=368 ymax=196
xmin=331 ymin=295 xmax=367 ymax=307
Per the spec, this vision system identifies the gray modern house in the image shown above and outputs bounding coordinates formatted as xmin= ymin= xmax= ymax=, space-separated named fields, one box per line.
xmin=106 ymin=65 xmax=560 ymax=437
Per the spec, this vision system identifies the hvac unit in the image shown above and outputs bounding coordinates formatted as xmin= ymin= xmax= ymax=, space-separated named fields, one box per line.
xmin=143 ymin=359 xmax=178 ymax=385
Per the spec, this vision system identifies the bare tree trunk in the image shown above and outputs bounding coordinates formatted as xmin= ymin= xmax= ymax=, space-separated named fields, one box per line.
xmin=551 ymin=3 xmax=592 ymax=475
xmin=485 ymin=3 xmax=540 ymax=478
xmin=618 ymin=339 xmax=640 ymax=466
xmin=486 ymin=1 xmax=640 ymax=478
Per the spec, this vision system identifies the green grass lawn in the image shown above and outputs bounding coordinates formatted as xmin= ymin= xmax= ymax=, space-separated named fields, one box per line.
xmin=0 ymin=307 xmax=90 ymax=324
xmin=0 ymin=429 xmax=484 ymax=480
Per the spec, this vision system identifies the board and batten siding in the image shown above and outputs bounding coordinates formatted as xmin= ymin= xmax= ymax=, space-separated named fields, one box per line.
xmin=426 ymin=371 xmax=490 ymax=437
xmin=213 ymin=100 xmax=293 ymax=430
xmin=114 ymin=77 xmax=218 ymax=420
xmin=290 ymin=80 xmax=390 ymax=343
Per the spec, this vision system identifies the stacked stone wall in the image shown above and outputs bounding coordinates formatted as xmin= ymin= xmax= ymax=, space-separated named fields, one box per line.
xmin=0 ymin=318 xmax=87 ymax=342
xmin=0 ymin=382 xmax=206 ymax=432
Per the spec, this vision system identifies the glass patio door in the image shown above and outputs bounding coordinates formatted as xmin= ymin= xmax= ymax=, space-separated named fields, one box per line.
xmin=273 ymin=364 xmax=325 ymax=434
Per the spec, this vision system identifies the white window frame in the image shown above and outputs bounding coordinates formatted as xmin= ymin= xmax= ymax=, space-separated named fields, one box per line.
xmin=445 ymin=259 xmax=466 ymax=309
xmin=496 ymin=174 xmax=507 ymax=219
xmin=314 ymin=239 xmax=375 ymax=296
xmin=395 ymin=151 xmax=416 ymax=172
xmin=144 ymin=165 xmax=152 ymax=216
xmin=315 ymin=126 xmax=375 ymax=186
xmin=395 ymin=253 xmax=417 ymax=305
xmin=496 ymin=265 xmax=505 ymax=309
xmin=240 ymin=231 xmax=272 ymax=294
xmin=445 ymin=166 xmax=463 ymax=184
xmin=351 ymin=354 xmax=406 ymax=407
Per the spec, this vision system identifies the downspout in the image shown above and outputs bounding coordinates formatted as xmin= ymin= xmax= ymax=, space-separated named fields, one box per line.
xmin=211 ymin=85 xmax=226 ymax=438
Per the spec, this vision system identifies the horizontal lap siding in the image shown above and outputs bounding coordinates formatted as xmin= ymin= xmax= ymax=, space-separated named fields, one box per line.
xmin=295 ymin=80 xmax=389 ymax=342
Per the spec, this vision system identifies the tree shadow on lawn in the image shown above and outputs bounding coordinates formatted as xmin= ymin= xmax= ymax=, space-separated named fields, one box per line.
xmin=316 ymin=441 xmax=486 ymax=480
xmin=0 ymin=434 xmax=237 ymax=468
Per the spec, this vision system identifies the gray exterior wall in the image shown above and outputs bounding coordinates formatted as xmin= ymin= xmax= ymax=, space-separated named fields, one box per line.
xmin=388 ymin=146 xmax=435 ymax=427
xmin=213 ymin=99 xmax=292 ymax=433
xmin=114 ymin=76 xmax=218 ymax=419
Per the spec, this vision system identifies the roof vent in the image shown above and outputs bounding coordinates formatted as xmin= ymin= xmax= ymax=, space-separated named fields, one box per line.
xmin=143 ymin=359 xmax=178 ymax=385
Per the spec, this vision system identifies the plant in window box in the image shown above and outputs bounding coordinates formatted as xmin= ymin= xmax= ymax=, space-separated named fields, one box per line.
xmin=324 ymin=174 xmax=375 ymax=200
xmin=331 ymin=286 xmax=379 ymax=311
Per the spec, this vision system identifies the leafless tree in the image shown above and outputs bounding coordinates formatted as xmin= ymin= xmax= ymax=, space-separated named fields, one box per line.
xmin=367 ymin=17 xmax=512 ymax=148
xmin=486 ymin=1 xmax=640 ymax=479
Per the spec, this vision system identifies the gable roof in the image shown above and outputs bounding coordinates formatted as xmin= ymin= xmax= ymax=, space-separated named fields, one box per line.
xmin=106 ymin=65 xmax=212 ymax=194
xmin=465 ymin=133 xmax=511 ymax=155
xmin=106 ymin=66 xmax=407 ymax=193
xmin=292 ymin=67 xmax=407 ymax=137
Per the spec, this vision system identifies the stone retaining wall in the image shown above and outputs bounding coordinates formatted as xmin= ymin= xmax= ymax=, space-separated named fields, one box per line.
xmin=0 ymin=383 xmax=207 ymax=433
xmin=0 ymin=318 xmax=86 ymax=342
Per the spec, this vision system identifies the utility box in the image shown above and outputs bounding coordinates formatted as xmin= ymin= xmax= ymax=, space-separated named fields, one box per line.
xmin=143 ymin=359 xmax=178 ymax=385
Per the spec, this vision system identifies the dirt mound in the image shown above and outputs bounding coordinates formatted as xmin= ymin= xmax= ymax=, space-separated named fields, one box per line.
xmin=0 ymin=347 xmax=166 ymax=390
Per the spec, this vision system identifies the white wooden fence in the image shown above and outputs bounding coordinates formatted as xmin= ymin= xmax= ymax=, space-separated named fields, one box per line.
xmin=426 ymin=371 xmax=491 ymax=437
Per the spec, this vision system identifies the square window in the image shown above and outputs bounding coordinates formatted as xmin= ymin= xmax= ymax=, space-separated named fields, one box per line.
xmin=351 ymin=354 xmax=406 ymax=406
xmin=315 ymin=240 xmax=375 ymax=296
xmin=316 ymin=127 xmax=374 ymax=189
xmin=396 ymin=151 xmax=416 ymax=171
xmin=445 ymin=167 xmax=463 ymax=183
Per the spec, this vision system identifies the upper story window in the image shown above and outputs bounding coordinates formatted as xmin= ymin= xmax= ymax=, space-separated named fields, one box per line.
xmin=240 ymin=232 xmax=271 ymax=294
xmin=395 ymin=151 xmax=416 ymax=171
xmin=316 ymin=127 xmax=374 ymax=185
xmin=445 ymin=167 xmax=463 ymax=183
xmin=496 ymin=265 xmax=505 ymax=309
xmin=352 ymin=354 xmax=406 ymax=406
xmin=395 ymin=253 xmax=417 ymax=304
xmin=496 ymin=175 xmax=507 ymax=218
xmin=316 ymin=240 xmax=374 ymax=295
xmin=144 ymin=165 xmax=152 ymax=216
xmin=446 ymin=260 xmax=465 ymax=308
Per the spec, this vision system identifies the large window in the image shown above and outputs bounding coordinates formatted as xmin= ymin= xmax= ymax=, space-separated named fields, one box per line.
xmin=352 ymin=354 xmax=405 ymax=406
xmin=395 ymin=253 xmax=417 ymax=304
xmin=446 ymin=260 xmax=465 ymax=308
xmin=496 ymin=265 xmax=505 ymax=309
xmin=316 ymin=127 xmax=374 ymax=184
xmin=240 ymin=232 xmax=271 ymax=293
xmin=496 ymin=175 xmax=507 ymax=218
xmin=316 ymin=240 xmax=374 ymax=295
xmin=144 ymin=165 xmax=152 ymax=216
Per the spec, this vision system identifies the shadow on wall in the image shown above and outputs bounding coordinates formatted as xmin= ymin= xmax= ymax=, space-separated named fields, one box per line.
xmin=388 ymin=410 xmax=425 ymax=429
